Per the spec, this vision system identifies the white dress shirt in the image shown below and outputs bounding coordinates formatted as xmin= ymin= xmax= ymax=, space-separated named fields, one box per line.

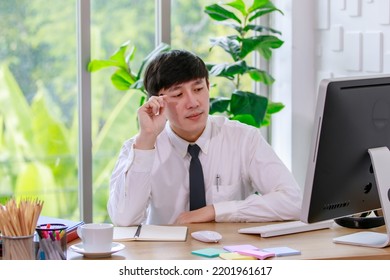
xmin=108 ymin=115 xmax=302 ymax=226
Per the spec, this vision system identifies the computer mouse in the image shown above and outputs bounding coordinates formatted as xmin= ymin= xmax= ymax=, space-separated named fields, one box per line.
xmin=191 ymin=230 xmax=222 ymax=243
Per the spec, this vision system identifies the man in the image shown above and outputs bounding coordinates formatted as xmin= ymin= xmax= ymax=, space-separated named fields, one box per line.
xmin=107 ymin=49 xmax=302 ymax=226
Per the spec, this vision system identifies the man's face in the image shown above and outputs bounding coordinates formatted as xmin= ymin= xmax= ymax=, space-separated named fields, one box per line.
xmin=159 ymin=78 xmax=210 ymax=142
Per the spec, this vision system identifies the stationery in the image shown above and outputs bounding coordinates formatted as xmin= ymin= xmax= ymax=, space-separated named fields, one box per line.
xmin=223 ymin=244 xmax=259 ymax=252
xmin=37 ymin=216 xmax=85 ymax=243
xmin=113 ymin=225 xmax=188 ymax=242
xmin=262 ymin=246 xmax=301 ymax=257
xmin=236 ymin=249 xmax=275 ymax=260
xmin=219 ymin=252 xmax=257 ymax=260
xmin=191 ymin=248 xmax=228 ymax=258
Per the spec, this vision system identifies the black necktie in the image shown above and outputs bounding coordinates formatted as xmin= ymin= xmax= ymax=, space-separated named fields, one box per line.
xmin=188 ymin=144 xmax=206 ymax=210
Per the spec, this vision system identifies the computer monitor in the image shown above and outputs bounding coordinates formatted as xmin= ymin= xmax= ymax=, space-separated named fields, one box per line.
xmin=300 ymin=75 xmax=390 ymax=247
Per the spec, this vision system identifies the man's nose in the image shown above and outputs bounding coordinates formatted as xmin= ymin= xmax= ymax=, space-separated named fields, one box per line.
xmin=186 ymin=91 xmax=199 ymax=108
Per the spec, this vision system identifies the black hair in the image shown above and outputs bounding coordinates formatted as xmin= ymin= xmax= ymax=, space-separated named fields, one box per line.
xmin=143 ymin=49 xmax=209 ymax=97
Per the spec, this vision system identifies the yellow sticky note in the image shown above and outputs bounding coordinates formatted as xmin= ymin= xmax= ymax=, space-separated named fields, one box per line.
xmin=219 ymin=252 xmax=257 ymax=260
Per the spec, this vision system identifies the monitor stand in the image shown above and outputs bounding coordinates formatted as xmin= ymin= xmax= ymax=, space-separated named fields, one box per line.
xmin=332 ymin=146 xmax=390 ymax=248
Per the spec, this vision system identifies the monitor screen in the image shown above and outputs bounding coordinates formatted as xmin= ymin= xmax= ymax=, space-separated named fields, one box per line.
xmin=301 ymin=75 xmax=390 ymax=224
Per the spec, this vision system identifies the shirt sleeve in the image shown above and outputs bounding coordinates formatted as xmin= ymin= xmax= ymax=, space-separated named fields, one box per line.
xmin=213 ymin=130 xmax=302 ymax=223
xmin=107 ymin=139 xmax=155 ymax=226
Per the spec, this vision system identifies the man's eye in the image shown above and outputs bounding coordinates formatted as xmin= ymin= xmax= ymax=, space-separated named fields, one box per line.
xmin=194 ymin=87 xmax=203 ymax=92
xmin=174 ymin=93 xmax=182 ymax=97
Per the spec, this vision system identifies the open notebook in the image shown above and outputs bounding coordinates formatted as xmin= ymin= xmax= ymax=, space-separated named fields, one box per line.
xmin=113 ymin=225 xmax=188 ymax=242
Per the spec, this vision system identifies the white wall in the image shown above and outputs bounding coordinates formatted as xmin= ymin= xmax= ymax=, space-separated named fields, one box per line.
xmin=271 ymin=0 xmax=390 ymax=189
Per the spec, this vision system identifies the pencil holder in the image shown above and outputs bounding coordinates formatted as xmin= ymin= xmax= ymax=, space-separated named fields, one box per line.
xmin=2 ymin=234 xmax=35 ymax=260
xmin=36 ymin=223 xmax=67 ymax=260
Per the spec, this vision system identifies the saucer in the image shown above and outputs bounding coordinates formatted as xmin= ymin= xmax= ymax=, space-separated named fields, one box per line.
xmin=70 ymin=242 xmax=125 ymax=258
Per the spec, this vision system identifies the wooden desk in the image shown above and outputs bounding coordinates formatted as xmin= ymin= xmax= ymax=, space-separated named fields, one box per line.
xmin=67 ymin=222 xmax=390 ymax=260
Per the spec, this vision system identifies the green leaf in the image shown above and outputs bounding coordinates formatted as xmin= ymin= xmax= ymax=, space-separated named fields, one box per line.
xmin=248 ymin=1 xmax=283 ymax=22
xmin=266 ymin=101 xmax=285 ymax=114
xmin=239 ymin=36 xmax=284 ymax=60
xmin=109 ymin=40 xmax=131 ymax=70
xmin=231 ymin=114 xmax=258 ymax=127
xmin=230 ymin=91 xmax=268 ymax=127
xmin=261 ymin=113 xmax=271 ymax=126
xmin=125 ymin=45 xmax=136 ymax=65
xmin=209 ymin=60 xmax=248 ymax=78
xmin=209 ymin=97 xmax=230 ymax=114
xmin=261 ymin=102 xmax=285 ymax=126
xmin=139 ymin=95 xmax=146 ymax=106
xmin=87 ymin=59 xmax=124 ymax=72
xmin=243 ymin=24 xmax=282 ymax=35
xmin=204 ymin=4 xmax=242 ymax=24
xmin=248 ymin=0 xmax=270 ymax=13
xmin=226 ymin=0 xmax=247 ymax=17
xmin=111 ymin=69 xmax=134 ymax=90
xmin=209 ymin=36 xmax=241 ymax=61
xmin=248 ymin=68 xmax=275 ymax=85
xmin=239 ymin=37 xmax=262 ymax=59
xmin=249 ymin=7 xmax=283 ymax=22
xmin=255 ymin=35 xmax=284 ymax=60
xmin=88 ymin=40 xmax=132 ymax=72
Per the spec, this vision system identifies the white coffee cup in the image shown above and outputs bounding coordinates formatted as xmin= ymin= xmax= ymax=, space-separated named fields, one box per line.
xmin=77 ymin=223 xmax=114 ymax=253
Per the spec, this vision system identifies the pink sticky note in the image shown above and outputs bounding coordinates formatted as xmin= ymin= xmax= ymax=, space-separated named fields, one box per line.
xmin=223 ymin=244 xmax=259 ymax=252
xmin=237 ymin=249 xmax=275 ymax=260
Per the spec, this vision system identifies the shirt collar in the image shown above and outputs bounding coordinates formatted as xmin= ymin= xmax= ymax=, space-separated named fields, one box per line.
xmin=166 ymin=117 xmax=211 ymax=158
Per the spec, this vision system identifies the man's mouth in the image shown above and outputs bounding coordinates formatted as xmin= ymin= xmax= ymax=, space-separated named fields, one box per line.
xmin=186 ymin=111 xmax=203 ymax=119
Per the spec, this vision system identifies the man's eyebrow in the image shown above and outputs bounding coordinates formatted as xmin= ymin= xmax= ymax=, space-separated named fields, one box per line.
xmin=169 ymin=79 xmax=204 ymax=91
xmin=168 ymin=84 xmax=182 ymax=92
xmin=192 ymin=79 xmax=203 ymax=85
xmin=164 ymin=79 xmax=205 ymax=94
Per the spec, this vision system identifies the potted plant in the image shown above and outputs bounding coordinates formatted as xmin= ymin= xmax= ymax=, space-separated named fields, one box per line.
xmin=87 ymin=41 xmax=170 ymax=107
xmin=204 ymin=0 xmax=284 ymax=127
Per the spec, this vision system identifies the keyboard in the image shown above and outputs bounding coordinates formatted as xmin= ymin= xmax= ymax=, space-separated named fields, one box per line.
xmin=238 ymin=220 xmax=334 ymax=238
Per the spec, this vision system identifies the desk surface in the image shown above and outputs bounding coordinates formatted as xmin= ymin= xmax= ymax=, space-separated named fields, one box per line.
xmin=67 ymin=222 xmax=390 ymax=260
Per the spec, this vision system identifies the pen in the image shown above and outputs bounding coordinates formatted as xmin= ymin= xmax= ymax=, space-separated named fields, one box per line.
xmin=134 ymin=224 xmax=142 ymax=238
xmin=216 ymin=174 xmax=221 ymax=192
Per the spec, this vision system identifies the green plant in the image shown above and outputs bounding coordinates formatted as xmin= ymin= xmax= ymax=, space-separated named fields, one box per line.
xmin=88 ymin=41 xmax=170 ymax=107
xmin=204 ymin=0 xmax=285 ymax=127
xmin=0 ymin=63 xmax=78 ymax=219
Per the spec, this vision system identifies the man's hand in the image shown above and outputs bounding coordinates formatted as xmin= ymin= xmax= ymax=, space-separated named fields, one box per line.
xmin=174 ymin=205 xmax=216 ymax=224
xmin=134 ymin=96 xmax=167 ymax=150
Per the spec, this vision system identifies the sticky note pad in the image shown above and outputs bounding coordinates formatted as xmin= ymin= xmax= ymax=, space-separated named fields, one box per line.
xmin=219 ymin=252 xmax=257 ymax=260
xmin=223 ymin=244 xmax=259 ymax=252
xmin=237 ymin=249 xmax=275 ymax=260
xmin=191 ymin=248 xmax=228 ymax=258
xmin=262 ymin=246 xmax=301 ymax=257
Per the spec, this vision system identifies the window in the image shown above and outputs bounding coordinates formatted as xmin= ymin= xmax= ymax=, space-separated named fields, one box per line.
xmin=0 ymin=0 xmax=274 ymax=223
xmin=0 ymin=0 xmax=79 ymax=220
xmin=90 ymin=0 xmax=155 ymax=221
xmin=0 ymin=0 xmax=156 ymax=222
